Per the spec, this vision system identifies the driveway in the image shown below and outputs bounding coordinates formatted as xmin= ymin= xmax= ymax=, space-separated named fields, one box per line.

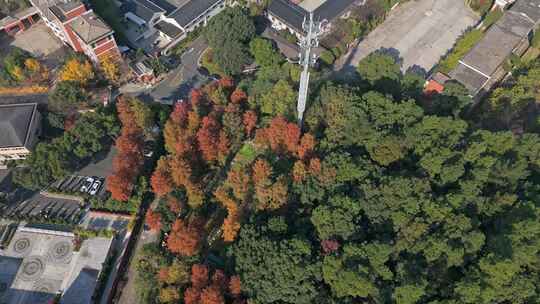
xmin=338 ymin=0 xmax=479 ymax=74
xmin=149 ymin=36 xmax=210 ymax=103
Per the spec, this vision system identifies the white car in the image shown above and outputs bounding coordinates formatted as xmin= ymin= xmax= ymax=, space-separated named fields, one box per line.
xmin=80 ymin=177 xmax=94 ymax=193
xmin=89 ymin=180 xmax=102 ymax=196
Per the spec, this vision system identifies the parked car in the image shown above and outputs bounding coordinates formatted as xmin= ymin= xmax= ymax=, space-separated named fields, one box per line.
xmin=80 ymin=177 xmax=94 ymax=193
xmin=89 ymin=180 xmax=102 ymax=196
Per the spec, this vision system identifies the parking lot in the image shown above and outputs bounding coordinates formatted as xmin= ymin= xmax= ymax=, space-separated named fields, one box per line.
xmin=0 ymin=193 xmax=85 ymax=225
xmin=341 ymin=0 xmax=479 ymax=73
xmin=49 ymin=175 xmax=107 ymax=198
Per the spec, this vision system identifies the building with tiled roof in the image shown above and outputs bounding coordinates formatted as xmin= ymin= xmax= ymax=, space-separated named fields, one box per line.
xmin=0 ymin=103 xmax=41 ymax=168
xmin=449 ymin=0 xmax=540 ymax=98
xmin=29 ymin=0 xmax=120 ymax=64
xmin=266 ymin=0 xmax=360 ymax=40
xmin=120 ymin=0 xmax=226 ymax=55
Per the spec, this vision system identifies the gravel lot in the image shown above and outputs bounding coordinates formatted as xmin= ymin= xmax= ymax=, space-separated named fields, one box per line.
xmin=340 ymin=0 xmax=479 ymax=73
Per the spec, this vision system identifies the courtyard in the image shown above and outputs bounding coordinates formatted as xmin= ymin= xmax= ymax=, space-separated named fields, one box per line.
xmin=1 ymin=21 xmax=67 ymax=68
xmin=340 ymin=0 xmax=480 ymax=73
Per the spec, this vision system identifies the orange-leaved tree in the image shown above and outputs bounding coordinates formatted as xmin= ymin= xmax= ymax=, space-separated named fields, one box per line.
xmin=167 ymin=218 xmax=204 ymax=256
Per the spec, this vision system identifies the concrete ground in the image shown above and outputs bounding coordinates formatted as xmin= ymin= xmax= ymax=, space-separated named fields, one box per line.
xmin=8 ymin=21 xmax=67 ymax=67
xmin=1 ymin=225 xmax=112 ymax=304
xmin=338 ymin=0 xmax=479 ymax=73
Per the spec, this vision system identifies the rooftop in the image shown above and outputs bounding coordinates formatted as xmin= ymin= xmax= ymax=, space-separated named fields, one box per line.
xmin=450 ymin=0 xmax=540 ymax=94
xmin=49 ymin=0 xmax=84 ymax=22
xmin=268 ymin=0 xmax=357 ymax=34
xmin=0 ymin=7 xmax=39 ymax=30
xmin=299 ymin=0 xmax=326 ymax=12
xmin=0 ymin=103 xmax=38 ymax=148
xmin=268 ymin=0 xmax=307 ymax=34
xmin=169 ymin=0 xmax=222 ymax=27
xmin=155 ymin=19 xmax=184 ymax=38
xmin=121 ymin=0 xmax=163 ymax=23
xmin=509 ymin=0 xmax=540 ymax=22
xmin=69 ymin=11 xmax=114 ymax=44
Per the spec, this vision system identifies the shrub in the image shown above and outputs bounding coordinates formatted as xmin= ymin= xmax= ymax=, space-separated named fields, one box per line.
xmin=532 ymin=30 xmax=540 ymax=48
xmin=319 ymin=50 xmax=336 ymax=65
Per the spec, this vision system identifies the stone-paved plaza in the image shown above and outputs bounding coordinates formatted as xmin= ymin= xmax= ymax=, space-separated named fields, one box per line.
xmin=0 ymin=224 xmax=112 ymax=304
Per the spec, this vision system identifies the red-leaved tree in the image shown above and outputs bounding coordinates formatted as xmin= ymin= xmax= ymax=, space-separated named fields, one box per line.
xmin=151 ymin=157 xmax=173 ymax=197
xmin=167 ymin=218 xmax=204 ymax=256
xmin=197 ymin=115 xmax=221 ymax=163
xmin=201 ymin=284 xmax=225 ymax=304
xmin=243 ymin=110 xmax=257 ymax=137
xmin=229 ymin=276 xmax=242 ymax=297
xmin=191 ymin=264 xmax=209 ymax=289
xmin=106 ymin=97 xmax=144 ymax=201
xmin=145 ymin=209 xmax=162 ymax=231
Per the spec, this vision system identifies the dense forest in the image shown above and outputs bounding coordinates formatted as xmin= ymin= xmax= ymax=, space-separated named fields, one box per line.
xmin=137 ymin=37 xmax=540 ymax=304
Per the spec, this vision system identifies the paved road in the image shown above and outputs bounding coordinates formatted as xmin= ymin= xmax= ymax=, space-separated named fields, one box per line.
xmin=336 ymin=0 xmax=479 ymax=74
xmin=117 ymin=226 xmax=158 ymax=304
xmin=150 ymin=36 xmax=209 ymax=103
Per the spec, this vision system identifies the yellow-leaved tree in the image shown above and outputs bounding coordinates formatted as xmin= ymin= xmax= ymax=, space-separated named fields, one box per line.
xmin=100 ymin=56 xmax=120 ymax=84
xmin=59 ymin=58 xmax=94 ymax=85
xmin=24 ymin=58 xmax=49 ymax=83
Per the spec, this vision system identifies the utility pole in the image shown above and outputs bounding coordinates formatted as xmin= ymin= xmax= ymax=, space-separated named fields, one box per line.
xmin=296 ymin=12 xmax=321 ymax=126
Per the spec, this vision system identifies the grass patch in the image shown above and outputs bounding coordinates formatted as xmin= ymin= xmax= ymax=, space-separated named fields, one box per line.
xmin=201 ymin=49 xmax=225 ymax=76
xmin=238 ymin=143 xmax=257 ymax=161
xmin=481 ymin=8 xmax=503 ymax=30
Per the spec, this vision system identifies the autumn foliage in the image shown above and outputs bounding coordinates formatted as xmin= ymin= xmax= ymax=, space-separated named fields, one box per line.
xmin=229 ymin=276 xmax=242 ymax=296
xmin=255 ymin=116 xmax=300 ymax=154
xmin=106 ymin=98 xmax=144 ymax=201
xmin=151 ymin=158 xmax=173 ymax=197
xmin=167 ymin=218 xmax=204 ymax=256
xmin=243 ymin=110 xmax=257 ymax=137
xmin=214 ymin=187 xmax=242 ymax=242
xmin=184 ymin=264 xmax=244 ymax=304
xmin=59 ymin=58 xmax=94 ymax=85
xmin=145 ymin=209 xmax=162 ymax=231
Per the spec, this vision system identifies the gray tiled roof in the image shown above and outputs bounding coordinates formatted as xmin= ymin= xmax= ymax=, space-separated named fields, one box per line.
xmin=268 ymin=0 xmax=357 ymax=34
xmin=314 ymin=0 xmax=356 ymax=23
xmin=121 ymin=0 xmax=159 ymax=23
xmin=136 ymin=0 xmax=166 ymax=13
xmin=151 ymin=0 xmax=179 ymax=14
xmin=31 ymin=0 xmax=81 ymax=24
xmin=449 ymin=0 xmax=540 ymax=95
xmin=49 ymin=0 xmax=84 ymax=22
xmin=0 ymin=103 xmax=37 ymax=148
xmin=460 ymin=24 xmax=522 ymax=77
xmin=155 ymin=20 xmax=184 ymax=38
xmin=69 ymin=11 xmax=114 ymax=44
xmin=450 ymin=63 xmax=489 ymax=94
xmin=268 ymin=0 xmax=307 ymax=33
xmin=169 ymin=0 xmax=222 ymax=27
xmin=509 ymin=0 xmax=540 ymax=23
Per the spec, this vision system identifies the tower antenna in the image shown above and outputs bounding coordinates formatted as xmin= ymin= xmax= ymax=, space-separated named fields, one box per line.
xmin=296 ymin=12 xmax=321 ymax=126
